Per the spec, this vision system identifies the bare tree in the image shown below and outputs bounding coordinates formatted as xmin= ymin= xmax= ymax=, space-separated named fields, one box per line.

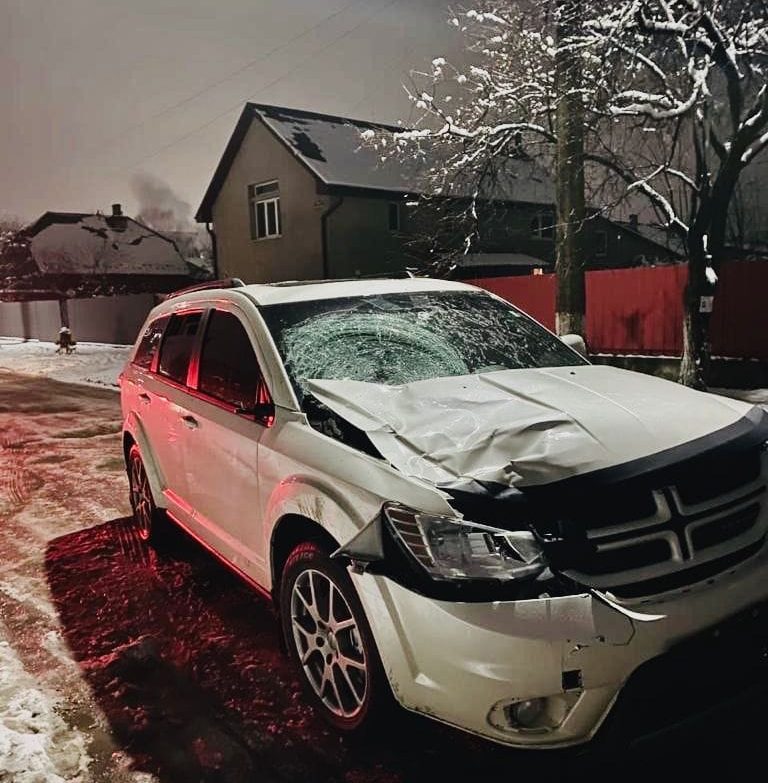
xmin=370 ymin=0 xmax=768 ymax=387
xmin=554 ymin=0 xmax=586 ymax=336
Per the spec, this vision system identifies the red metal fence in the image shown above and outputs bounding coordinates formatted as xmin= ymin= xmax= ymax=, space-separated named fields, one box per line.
xmin=469 ymin=261 xmax=768 ymax=360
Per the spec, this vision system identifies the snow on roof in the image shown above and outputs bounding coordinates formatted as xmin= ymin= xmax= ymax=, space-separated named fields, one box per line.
xmin=26 ymin=213 xmax=189 ymax=276
xmin=196 ymin=103 xmax=554 ymax=221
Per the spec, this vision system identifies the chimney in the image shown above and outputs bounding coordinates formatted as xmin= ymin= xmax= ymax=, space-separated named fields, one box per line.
xmin=112 ymin=203 xmax=123 ymax=217
xmin=629 ymin=214 xmax=638 ymax=229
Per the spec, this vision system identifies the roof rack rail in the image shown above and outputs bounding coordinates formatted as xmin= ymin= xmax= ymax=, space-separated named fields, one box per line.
xmin=164 ymin=277 xmax=246 ymax=300
xmin=266 ymin=270 xmax=422 ymax=288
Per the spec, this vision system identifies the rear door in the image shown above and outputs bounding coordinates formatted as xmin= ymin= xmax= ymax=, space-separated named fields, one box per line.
xmin=178 ymin=305 xmax=274 ymax=583
xmin=142 ymin=308 xmax=205 ymax=520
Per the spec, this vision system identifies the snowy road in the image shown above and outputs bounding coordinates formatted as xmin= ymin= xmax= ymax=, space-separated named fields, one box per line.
xmin=0 ymin=370 xmax=765 ymax=781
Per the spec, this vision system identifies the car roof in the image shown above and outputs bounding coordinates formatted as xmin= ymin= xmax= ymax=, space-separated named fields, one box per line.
xmin=162 ymin=276 xmax=483 ymax=310
xmin=243 ymin=277 xmax=480 ymax=305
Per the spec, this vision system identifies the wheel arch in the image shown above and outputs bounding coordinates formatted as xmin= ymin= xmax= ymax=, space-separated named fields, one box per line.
xmin=122 ymin=414 xmax=166 ymax=509
xmin=270 ymin=514 xmax=341 ymax=607
xmin=263 ymin=475 xmax=378 ymax=597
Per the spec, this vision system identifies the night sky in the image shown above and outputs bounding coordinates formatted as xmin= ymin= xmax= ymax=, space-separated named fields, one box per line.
xmin=1 ymin=0 xmax=464 ymax=221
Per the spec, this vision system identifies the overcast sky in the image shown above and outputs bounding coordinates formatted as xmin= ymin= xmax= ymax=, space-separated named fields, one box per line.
xmin=1 ymin=0 xmax=463 ymax=223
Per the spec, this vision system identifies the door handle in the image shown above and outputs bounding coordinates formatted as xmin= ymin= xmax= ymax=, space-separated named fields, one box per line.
xmin=181 ymin=415 xmax=199 ymax=429
xmin=138 ymin=392 xmax=151 ymax=404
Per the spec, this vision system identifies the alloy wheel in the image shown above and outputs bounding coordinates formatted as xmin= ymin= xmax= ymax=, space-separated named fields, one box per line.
xmin=290 ymin=568 xmax=368 ymax=718
xmin=129 ymin=455 xmax=153 ymax=541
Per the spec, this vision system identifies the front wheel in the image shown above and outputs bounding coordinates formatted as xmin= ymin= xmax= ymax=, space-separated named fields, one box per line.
xmin=279 ymin=541 xmax=391 ymax=732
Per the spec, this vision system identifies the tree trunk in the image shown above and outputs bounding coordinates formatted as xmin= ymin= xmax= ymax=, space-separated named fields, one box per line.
xmin=58 ymin=298 xmax=70 ymax=329
xmin=679 ymin=165 xmax=738 ymax=388
xmin=554 ymin=0 xmax=586 ymax=337
xmin=679 ymin=233 xmax=710 ymax=389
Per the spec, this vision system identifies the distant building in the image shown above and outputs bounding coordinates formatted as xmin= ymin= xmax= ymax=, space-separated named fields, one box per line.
xmin=0 ymin=205 xmax=197 ymax=343
xmin=0 ymin=204 xmax=193 ymax=301
xmin=195 ymin=103 xmax=680 ymax=283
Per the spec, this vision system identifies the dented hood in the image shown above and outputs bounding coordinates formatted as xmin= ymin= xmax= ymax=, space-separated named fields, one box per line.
xmin=307 ymin=365 xmax=757 ymax=487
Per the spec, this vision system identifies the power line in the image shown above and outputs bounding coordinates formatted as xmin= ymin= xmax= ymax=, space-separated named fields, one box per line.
xmin=70 ymin=0 xmax=370 ymax=171
xmin=122 ymin=0 xmax=402 ymax=172
xmin=123 ymin=0 xmax=370 ymax=135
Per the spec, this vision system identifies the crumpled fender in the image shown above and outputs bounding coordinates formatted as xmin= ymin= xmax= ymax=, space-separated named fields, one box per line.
xmin=263 ymin=474 xmax=375 ymax=572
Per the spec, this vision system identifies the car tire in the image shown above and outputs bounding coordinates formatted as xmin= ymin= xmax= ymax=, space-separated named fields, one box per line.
xmin=279 ymin=540 xmax=392 ymax=733
xmin=127 ymin=443 xmax=165 ymax=542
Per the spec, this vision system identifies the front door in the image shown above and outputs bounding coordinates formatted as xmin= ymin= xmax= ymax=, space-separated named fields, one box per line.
xmin=179 ymin=306 xmax=273 ymax=584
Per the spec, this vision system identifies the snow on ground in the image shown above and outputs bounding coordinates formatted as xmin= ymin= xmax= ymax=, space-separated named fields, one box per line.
xmin=0 ymin=338 xmax=130 ymax=389
xmin=0 ymin=630 xmax=91 ymax=782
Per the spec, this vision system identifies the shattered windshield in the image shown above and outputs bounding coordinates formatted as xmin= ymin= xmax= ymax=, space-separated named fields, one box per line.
xmin=260 ymin=290 xmax=586 ymax=401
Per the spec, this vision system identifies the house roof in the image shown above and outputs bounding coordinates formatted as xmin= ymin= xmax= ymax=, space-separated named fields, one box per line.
xmin=456 ymin=252 xmax=548 ymax=268
xmin=195 ymin=103 xmax=554 ymax=222
xmin=611 ymin=220 xmax=686 ymax=258
xmin=23 ymin=211 xmax=190 ymax=276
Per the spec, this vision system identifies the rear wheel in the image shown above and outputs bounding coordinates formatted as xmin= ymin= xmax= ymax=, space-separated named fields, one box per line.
xmin=127 ymin=444 xmax=163 ymax=542
xmin=279 ymin=540 xmax=391 ymax=732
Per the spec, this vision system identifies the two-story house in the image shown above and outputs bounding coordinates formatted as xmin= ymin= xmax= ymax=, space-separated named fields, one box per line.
xmin=195 ymin=103 xmax=680 ymax=283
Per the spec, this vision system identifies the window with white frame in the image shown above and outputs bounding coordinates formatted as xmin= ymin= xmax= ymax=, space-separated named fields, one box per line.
xmin=530 ymin=212 xmax=555 ymax=240
xmin=248 ymin=181 xmax=281 ymax=240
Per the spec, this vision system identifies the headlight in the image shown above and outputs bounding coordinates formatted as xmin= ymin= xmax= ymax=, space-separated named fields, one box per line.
xmin=383 ymin=503 xmax=547 ymax=582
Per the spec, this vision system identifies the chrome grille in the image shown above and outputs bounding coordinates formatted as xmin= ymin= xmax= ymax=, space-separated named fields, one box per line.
xmin=564 ymin=452 xmax=768 ymax=597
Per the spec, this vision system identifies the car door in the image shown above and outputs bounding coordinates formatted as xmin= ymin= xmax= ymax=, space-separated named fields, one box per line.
xmin=178 ymin=305 xmax=274 ymax=585
xmin=141 ymin=308 xmax=205 ymax=521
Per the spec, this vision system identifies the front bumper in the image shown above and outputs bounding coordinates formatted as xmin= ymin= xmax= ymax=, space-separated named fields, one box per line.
xmin=351 ymin=543 xmax=768 ymax=748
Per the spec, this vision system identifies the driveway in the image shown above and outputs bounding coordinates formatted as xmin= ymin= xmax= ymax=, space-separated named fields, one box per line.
xmin=0 ymin=370 xmax=763 ymax=781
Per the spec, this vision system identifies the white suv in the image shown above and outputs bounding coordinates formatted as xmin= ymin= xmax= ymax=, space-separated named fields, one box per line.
xmin=120 ymin=276 xmax=768 ymax=747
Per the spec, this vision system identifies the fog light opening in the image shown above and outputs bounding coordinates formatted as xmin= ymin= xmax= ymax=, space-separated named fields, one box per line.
xmin=488 ymin=691 xmax=582 ymax=735
xmin=509 ymin=698 xmax=547 ymax=729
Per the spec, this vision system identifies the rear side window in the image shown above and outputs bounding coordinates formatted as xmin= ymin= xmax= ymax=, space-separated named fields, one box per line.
xmin=198 ymin=310 xmax=263 ymax=408
xmin=158 ymin=312 xmax=202 ymax=385
xmin=133 ymin=315 xmax=169 ymax=370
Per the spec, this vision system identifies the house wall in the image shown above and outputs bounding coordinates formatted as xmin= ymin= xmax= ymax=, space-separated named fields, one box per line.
xmin=404 ymin=202 xmax=676 ymax=270
xmin=0 ymin=294 xmax=156 ymax=344
xmin=212 ymin=119 xmax=328 ymax=283
xmin=325 ymin=195 xmax=411 ymax=278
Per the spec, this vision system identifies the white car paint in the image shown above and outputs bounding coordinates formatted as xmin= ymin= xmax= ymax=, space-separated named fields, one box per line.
xmin=120 ymin=277 xmax=768 ymax=748
xmin=307 ymin=367 xmax=751 ymax=486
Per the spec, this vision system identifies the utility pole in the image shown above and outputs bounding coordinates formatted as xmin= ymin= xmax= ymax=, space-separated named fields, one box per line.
xmin=554 ymin=0 xmax=586 ymax=336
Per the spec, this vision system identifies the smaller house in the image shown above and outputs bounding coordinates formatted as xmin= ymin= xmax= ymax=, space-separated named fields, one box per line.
xmin=0 ymin=205 xmax=196 ymax=344
xmin=1 ymin=204 xmax=193 ymax=299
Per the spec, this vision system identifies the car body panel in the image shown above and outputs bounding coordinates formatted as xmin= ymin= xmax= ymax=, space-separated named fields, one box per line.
xmin=353 ymin=539 xmax=768 ymax=746
xmin=306 ymin=366 xmax=754 ymax=487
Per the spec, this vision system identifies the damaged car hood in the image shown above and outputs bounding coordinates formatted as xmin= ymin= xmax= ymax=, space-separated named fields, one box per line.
xmin=307 ymin=365 xmax=758 ymax=487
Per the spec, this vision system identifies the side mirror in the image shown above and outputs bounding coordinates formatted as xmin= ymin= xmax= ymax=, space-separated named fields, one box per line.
xmin=560 ymin=333 xmax=588 ymax=359
xmin=235 ymin=401 xmax=276 ymax=424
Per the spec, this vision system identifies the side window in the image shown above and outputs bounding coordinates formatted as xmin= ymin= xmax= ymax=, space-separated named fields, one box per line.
xmin=198 ymin=310 xmax=267 ymax=409
xmin=133 ymin=315 xmax=169 ymax=370
xmin=248 ymin=181 xmax=281 ymax=240
xmin=157 ymin=312 xmax=202 ymax=385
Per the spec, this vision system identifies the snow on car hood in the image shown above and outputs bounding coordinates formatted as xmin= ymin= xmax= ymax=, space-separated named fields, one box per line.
xmin=307 ymin=365 xmax=756 ymax=487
